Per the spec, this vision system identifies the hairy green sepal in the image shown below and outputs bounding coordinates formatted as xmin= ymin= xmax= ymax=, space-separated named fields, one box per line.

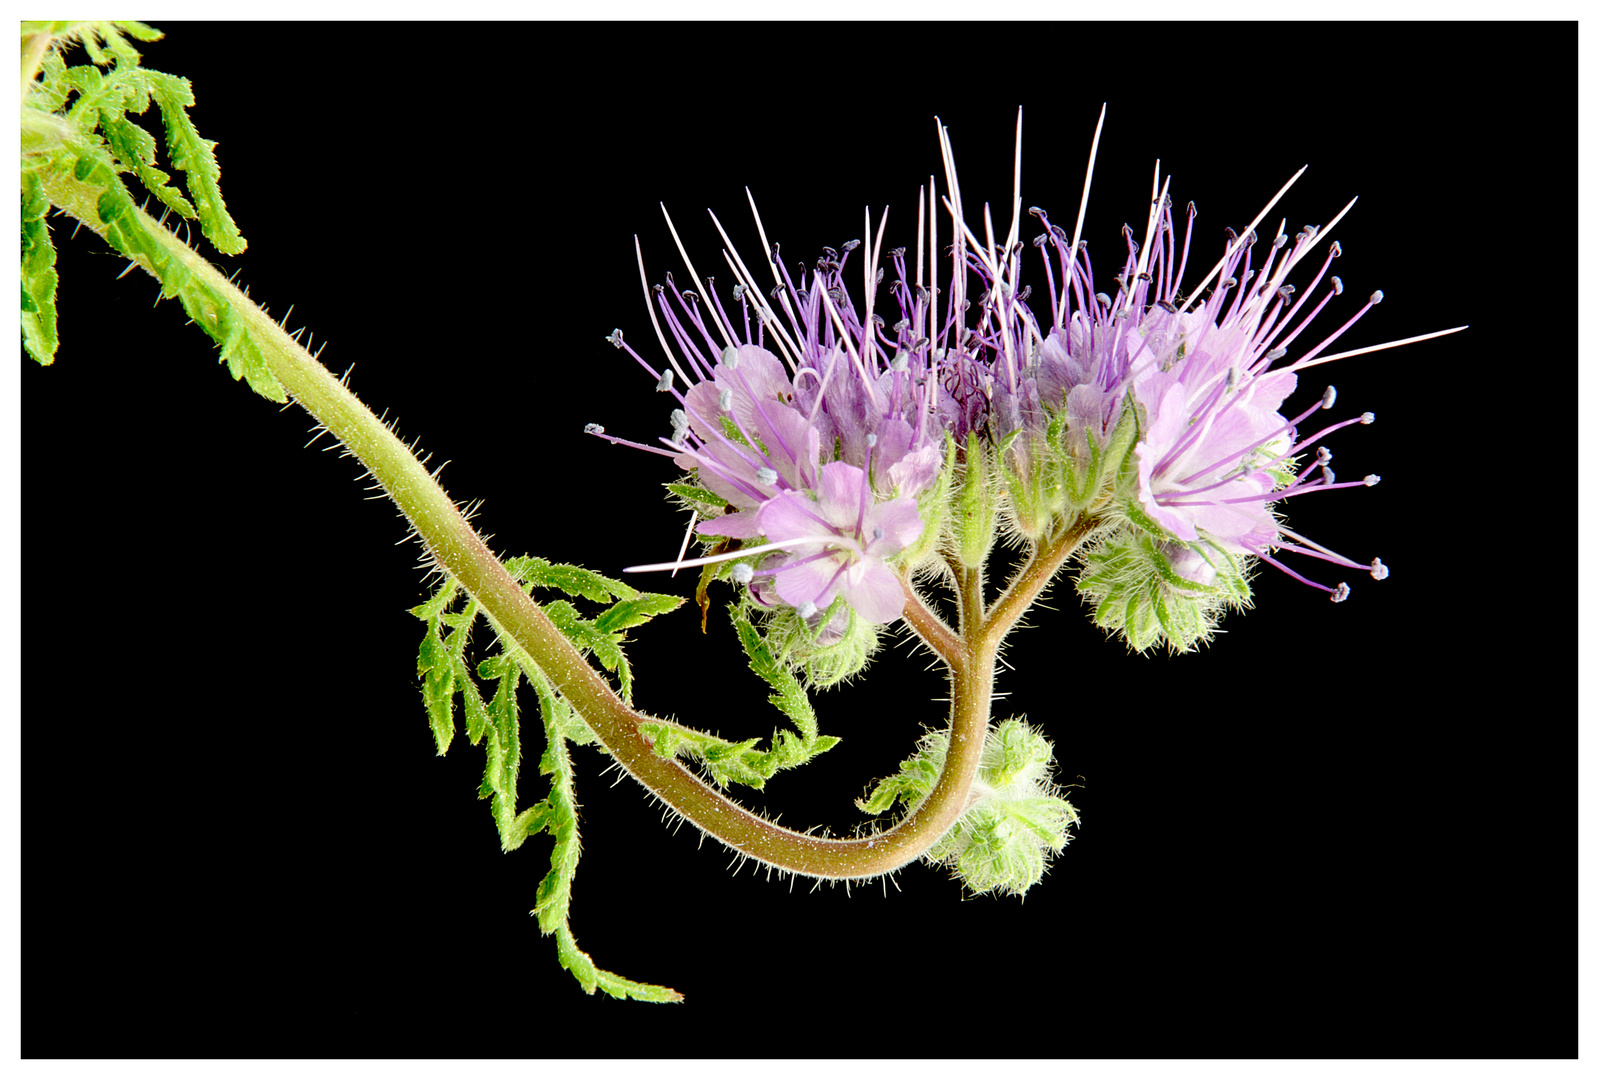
xmin=1076 ymin=528 xmax=1252 ymax=653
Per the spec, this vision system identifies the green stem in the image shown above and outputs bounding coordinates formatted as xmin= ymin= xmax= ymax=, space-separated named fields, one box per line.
xmin=897 ymin=575 xmax=962 ymax=670
xmin=40 ymin=174 xmax=1072 ymax=880
xmin=20 ymin=29 xmax=52 ymax=98
xmin=986 ymin=515 xmax=1102 ymax=640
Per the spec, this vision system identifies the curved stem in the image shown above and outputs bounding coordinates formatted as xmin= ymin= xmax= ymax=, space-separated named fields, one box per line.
xmin=897 ymin=575 xmax=962 ymax=670
xmin=37 ymin=174 xmax=1008 ymax=881
xmin=986 ymin=514 xmax=1102 ymax=639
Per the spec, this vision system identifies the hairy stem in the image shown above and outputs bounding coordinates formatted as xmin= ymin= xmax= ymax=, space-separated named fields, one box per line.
xmin=20 ymin=30 xmax=52 ymax=97
xmin=897 ymin=576 xmax=962 ymax=670
xmin=37 ymin=176 xmax=1031 ymax=880
xmin=986 ymin=515 xmax=1102 ymax=640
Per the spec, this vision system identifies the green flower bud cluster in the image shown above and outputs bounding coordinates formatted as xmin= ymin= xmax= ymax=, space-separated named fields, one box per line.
xmin=858 ymin=718 xmax=1079 ymax=897
xmin=1076 ymin=529 xmax=1253 ymax=653
xmin=1000 ymin=392 xmax=1141 ymax=544
xmin=760 ymin=595 xmax=882 ymax=689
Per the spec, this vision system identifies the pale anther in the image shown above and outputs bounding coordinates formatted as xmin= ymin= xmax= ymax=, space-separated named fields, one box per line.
xmin=1370 ymin=558 xmax=1389 ymax=581
xmin=584 ymin=423 xmax=605 ymax=435
xmin=721 ymin=345 xmax=739 ymax=368
xmin=756 ymin=467 xmax=778 ymax=485
xmin=1370 ymin=290 xmax=1385 ymax=304
xmin=1321 ymin=386 xmax=1337 ymax=409
xmin=1363 ymin=474 xmax=1380 ymax=486
xmin=1330 ymin=582 xmax=1351 ymax=603
xmin=731 ymin=563 xmax=754 ymax=584
xmin=656 ymin=370 xmax=674 ymax=392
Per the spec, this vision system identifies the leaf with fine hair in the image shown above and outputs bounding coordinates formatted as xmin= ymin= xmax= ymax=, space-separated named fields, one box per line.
xmin=20 ymin=172 xmax=59 ymax=364
xmin=407 ymin=559 xmax=684 ymax=997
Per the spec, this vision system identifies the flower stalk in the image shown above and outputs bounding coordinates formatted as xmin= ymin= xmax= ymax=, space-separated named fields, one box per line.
xmin=32 ymin=166 xmax=1050 ymax=881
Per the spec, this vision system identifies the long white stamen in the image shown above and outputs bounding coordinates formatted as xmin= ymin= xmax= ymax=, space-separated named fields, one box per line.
xmin=1275 ymin=195 xmax=1358 ymax=286
xmin=862 ymin=203 xmax=891 ymax=373
xmin=636 ymin=236 xmax=692 ymax=388
xmin=1004 ymin=106 xmax=1023 ymax=266
xmin=1178 ymin=164 xmax=1309 ymax=315
xmin=816 ymin=271 xmax=880 ymax=405
xmin=743 ymin=189 xmax=805 ymax=358
xmin=670 ymin=511 xmax=698 ymax=577
xmin=1132 ymin=162 xmax=1166 ymax=285
xmin=708 ymin=206 xmax=805 ymax=370
xmin=1062 ymin=103 xmax=1107 ymax=327
xmin=626 ymin=538 xmax=795 ymax=574
xmin=1293 ymin=325 xmax=1469 ymax=369
xmin=660 ymin=203 xmax=735 ymax=349
xmin=936 ymin=118 xmax=967 ymax=326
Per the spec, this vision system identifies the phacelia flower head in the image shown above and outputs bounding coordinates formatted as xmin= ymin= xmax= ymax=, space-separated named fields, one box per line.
xmin=596 ymin=108 xmax=1462 ymax=656
xmin=917 ymin=110 xmax=1460 ymax=649
xmin=591 ymin=189 xmax=964 ymax=653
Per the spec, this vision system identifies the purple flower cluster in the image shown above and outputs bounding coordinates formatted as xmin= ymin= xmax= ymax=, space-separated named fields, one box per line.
xmin=596 ymin=114 xmax=1452 ymax=639
xmin=591 ymin=225 xmax=948 ymax=626
xmin=964 ymin=181 xmax=1393 ymax=598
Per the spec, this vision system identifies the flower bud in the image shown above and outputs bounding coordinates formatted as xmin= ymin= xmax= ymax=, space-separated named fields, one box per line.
xmin=953 ymin=431 xmax=999 ymax=569
xmin=1075 ymin=529 xmax=1251 ymax=653
xmin=764 ymin=597 xmax=881 ymax=688
xmin=858 ymin=718 xmax=1079 ymax=897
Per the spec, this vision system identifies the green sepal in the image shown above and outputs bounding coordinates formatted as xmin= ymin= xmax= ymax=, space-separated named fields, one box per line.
xmin=665 ymin=481 xmax=726 ymax=514
xmin=898 ymin=434 xmax=956 ymax=569
xmin=1099 ymin=392 xmax=1140 ymax=499
xmin=953 ymin=430 xmax=997 ymax=569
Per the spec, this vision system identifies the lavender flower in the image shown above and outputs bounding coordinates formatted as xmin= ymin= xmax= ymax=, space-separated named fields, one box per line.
xmin=594 ymin=200 xmax=953 ymax=641
xmin=600 ymin=109 xmax=1462 ymax=655
xmin=752 ymin=459 xmax=925 ymax=624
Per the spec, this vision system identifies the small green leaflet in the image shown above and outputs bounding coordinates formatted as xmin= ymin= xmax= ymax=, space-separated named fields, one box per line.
xmin=410 ymin=558 xmax=684 ymax=999
xmin=20 ymin=172 xmax=59 ymax=364
xmin=638 ymin=606 xmax=839 ymax=790
xmin=23 ymin=21 xmax=273 ymax=395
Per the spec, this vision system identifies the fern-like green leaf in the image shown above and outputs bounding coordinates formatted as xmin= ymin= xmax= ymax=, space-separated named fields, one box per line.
xmin=24 ymin=35 xmax=285 ymax=399
xmin=101 ymin=111 xmax=197 ymax=220
xmin=524 ymin=665 xmax=681 ymax=1003
xmin=20 ymin=172 xmax=60 ymax=364
xmin=142 ymin=70 xmax=244 ymax=255
xmin=407 ymin=560 xmax=685 ymax=998
xmin=637 ymin=608 xmax=838 ymax=790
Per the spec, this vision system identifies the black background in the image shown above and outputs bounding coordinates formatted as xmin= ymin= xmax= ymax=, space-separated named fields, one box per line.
xmin=24 ymin=21 xmax=1573 ymax=1059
